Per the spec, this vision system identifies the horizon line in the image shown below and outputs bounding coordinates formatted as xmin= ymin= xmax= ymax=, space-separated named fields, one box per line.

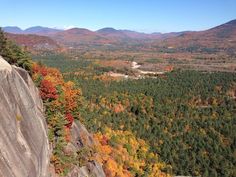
xmin=1 ymin=18 xmax=235 ymax=34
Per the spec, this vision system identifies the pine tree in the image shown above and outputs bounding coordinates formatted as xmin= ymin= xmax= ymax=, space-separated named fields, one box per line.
xmin=0 ymin=27 xmax=32 ymax=72
xmin=0 ymin=27 xmax=12 ymax=60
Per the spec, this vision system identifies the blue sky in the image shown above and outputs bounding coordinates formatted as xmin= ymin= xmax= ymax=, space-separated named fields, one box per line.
xmin=1 ymin=0 xmax=236 ymax=33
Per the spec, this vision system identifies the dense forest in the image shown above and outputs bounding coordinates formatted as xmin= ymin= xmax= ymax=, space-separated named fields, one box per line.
xmin=66 ymin=70 xmax=236 ymax=176
xmin=2 ymin=29 xmax=170 ymax=176
xmin=31 ymin=61 xmax=170 ymax=176
xmin=33 ymin=54 xmax=236 ymax=176
xmin=1 ymin=27 xmax=236 ymax=176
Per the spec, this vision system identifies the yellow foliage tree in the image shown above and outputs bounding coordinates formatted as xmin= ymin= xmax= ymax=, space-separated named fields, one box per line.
xmin=94 ymin=127 xmax=170 ymax=177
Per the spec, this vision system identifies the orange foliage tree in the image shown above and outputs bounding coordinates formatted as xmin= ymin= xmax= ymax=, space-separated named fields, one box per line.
xmin=94 ymin=127 xmax=170 ymax=177
xmin=32 ymin=63 xmax=81 ymax=174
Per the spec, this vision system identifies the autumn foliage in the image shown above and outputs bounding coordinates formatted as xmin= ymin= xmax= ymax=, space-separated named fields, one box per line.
xmin=32 ymin=63 xmax=81 ymax=174
xmin=65 ymin=112 xmax=74 ymax=128
xmin=32 ymin=62 xmax=171 ymax=176
xmin=32 ymin=63 xmax=80 ymax=111
xmin=94 ymin=127 xmax=170 ymax=177
xmin=39 ymin=79 xmax=58 ymax=100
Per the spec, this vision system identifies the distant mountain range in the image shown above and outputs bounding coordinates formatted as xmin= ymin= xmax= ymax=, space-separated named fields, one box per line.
xmin=155 ymin=19 xmax=236 ymax=54
xmin=3 ymin=26 xmax=62 ymax=35
xmin=2 ymin=25 xmax=182 ymax=38
xmin=2 ymin=19 xmax=236 ymax=56
xmin=2 ymin=25 xmax=185 ymax=44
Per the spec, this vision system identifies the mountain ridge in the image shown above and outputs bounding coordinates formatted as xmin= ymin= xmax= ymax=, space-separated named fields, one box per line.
xmin=2 ymin=19 xmax=236 ymax=57
xmin=3 ymin=26 xmax=62 ymax=35
xmin=6 ymin=33 xmax=61 ymax=53
xmin=156 ymin=19 xmax=236 ymax=53
xmin=3 ymin=19 xmax=235 ymax=42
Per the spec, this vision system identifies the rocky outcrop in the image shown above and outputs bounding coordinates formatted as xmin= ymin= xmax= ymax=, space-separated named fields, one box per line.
xmin=0 ymin=56 xmax=50 ymax=177
xmin=0 ymin=56 xmax=105 ymax=177
xmin=66 ymin=121 xmax=105 ymax=177
xmin=50 ymin=121 xmax=106 ymax=177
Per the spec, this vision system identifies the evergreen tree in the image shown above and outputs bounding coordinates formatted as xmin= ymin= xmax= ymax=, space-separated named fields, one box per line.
xmin=0 ymin=27 xmax=32 ymax=72
xmin=0 ymin=27 xmax=12 ymax=60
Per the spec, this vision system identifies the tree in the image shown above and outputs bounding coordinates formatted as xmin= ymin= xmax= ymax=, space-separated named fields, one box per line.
xmin=0 ymin=27 xmax=32 ymax=72
xmin=0 ymin=27 xmax=12 ymax=60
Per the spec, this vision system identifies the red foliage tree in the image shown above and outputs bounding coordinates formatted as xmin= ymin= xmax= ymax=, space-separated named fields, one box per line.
xmin=65 ymin=112 xmax=74 ymax=128
xmin=101 ymin=135 xmax=108 ymax=146
xmin=40 ymin=79 xmax=58 ymax=100
xmin=32 ymin=64 xmax=48 ymax=76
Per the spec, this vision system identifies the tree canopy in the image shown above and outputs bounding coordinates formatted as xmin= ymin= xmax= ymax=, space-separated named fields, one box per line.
xmin=0 ymin=28 xmax=32 ymax=72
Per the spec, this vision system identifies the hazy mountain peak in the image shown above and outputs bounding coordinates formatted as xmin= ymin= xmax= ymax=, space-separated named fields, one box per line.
xmin=2 ymin=26 xmax=62 ymax=35
xmin=225 ymin=19 xmax=236 ymax=25
xmin=66 ymin=27 xmax=92 ymax=32
xmin=2 ymin=26 xmax=23 ymax=34
xmin=97 ymin=27 xmax=118 ymax=33
xmin=24 ymin=26 xmax=62 ymax=35
xmin=24 ymin=26 xmax=47 ymax=32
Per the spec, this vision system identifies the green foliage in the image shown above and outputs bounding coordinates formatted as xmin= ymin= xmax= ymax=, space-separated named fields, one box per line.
xmin=32 ymin=54 xmax=236 ymax=176
xmin=76 ymin=147 xmax=95 ymax=166
xmin=108 ymin=135 xmax=120 ymax=147
xmin=32 ymin=54 xmax=134 ymax=76
xmin=32 ymin=54 xmax=91 ymax=73
xmin=0 ymin=28 xmax=32 ymax=72
xmin=70 ymin=70 xmax=236 ymax=176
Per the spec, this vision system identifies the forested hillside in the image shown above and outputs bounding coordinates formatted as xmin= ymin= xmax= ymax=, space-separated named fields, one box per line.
xmin=33 ymin=62 xmax=170 ymax=176
xmin=33 ymin=53 xmax=236 ymax=176
xmin=2 ymin=27 xmax=236 ymax=176
xmin=1 ymin=0 xmax=236 ymax=175
xmin=0 ymin=28 xmax=32 ymax=72
xmin=1 ymin=29 xmax=170 ymax=176
xmin=65 ymin=69 xmax=236 ymax=176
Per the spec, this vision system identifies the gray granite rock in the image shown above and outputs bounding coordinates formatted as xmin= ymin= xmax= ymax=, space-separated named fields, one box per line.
xmin=0 ymin=56 xmax=105 ymax=177
xmin=66 ymin=121 xmax=106 ymax=177
xmin=0 ymin=56 xmax=50 ymax=177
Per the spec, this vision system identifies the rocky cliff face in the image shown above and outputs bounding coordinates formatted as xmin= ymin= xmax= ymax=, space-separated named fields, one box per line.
xmin=0 ymin=56 xmax=50 ymax=177
xmin=49 ymin=120 xmax=106 ymax=177
xmin=0 ymin=56 xmax=105 ymax=177
xmin=66 ymin=121 xmax=105 ymax=177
